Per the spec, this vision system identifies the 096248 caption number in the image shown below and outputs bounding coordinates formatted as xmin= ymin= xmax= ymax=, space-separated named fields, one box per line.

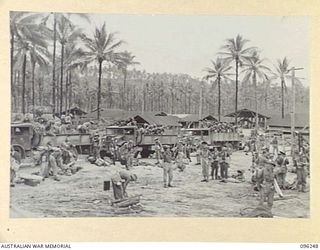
xmin=300 ymin=244 xmax=319 ymax=248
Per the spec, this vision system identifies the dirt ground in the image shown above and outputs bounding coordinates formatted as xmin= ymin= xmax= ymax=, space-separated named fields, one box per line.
xmin=10 ymin=151 xmax=309 ymax=218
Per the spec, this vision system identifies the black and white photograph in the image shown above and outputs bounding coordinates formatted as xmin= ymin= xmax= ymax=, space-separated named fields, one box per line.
xmin=9 ymin=12 xmax=309 ymax=218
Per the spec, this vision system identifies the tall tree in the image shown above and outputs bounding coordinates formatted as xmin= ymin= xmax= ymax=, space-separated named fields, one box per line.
xmin=115 ymin=51 xmax=139 ymax=110
xmin=10 ymin=12 xmax=44 ymax=114
xmin=13 ymin=22 xmax=48 ymax=115
xmin=81 ymin=23 xmax=123 ymax=120
xmin=274 ymin=57 xmax=291 ymax=118
xmin=29 ymin=42 xmax=50 ymax=117
xmin=241 ymin=51 xmax=271 ymax=128
xmin=219 ymin=34 xmax=256 ymax=124
xmin=56 ymin=15 xmax=82 ymax=116
xmin=204 ymin=57 xmax=232 ymax=121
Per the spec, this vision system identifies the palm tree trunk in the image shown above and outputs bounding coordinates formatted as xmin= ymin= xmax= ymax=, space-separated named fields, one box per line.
xmin=143 ymin=87 xmax=146 ymax=113
xmin=253 ymin=72 xmax=258 ymax=129
xmin=69 ymin=70 xmax=72 ymax=111
xmin=188 ymin=93 xmax=191 ymax=114
xmin=22 ymin=53 xmax=27 ymax=114
xmin=31 ymin=61 xmax=36 ymax=118
xmin=17 ymin=71 xmax=20 ymax=111
xmin=65 ymin=70 xmax=68 ymax=115
xmin=52 ymin=14 xmax=57 ymax=115
xmin=60 ymin=42 xmax=64 ymax=117
xmin=235 ymin=59 xmax=239 ymax=125
xmin=199 ymin=84 xmax=203 ymax=121
xmin=123 ymin=69 xmax=127 ymax=110
xmin=97 ymin=59 xmax=103 ymax=120
xmin=170 ymin=91 xmax=174 ymax=114
xmin=218 ymin=76 xmax=221 ymax=122
xmin=38 ymin=74 xmax=42 ymax=106
xmin=10 ymin=29 xmax=14 ymax=111
xmin=281 ymin=78 xmax=285 ymax=118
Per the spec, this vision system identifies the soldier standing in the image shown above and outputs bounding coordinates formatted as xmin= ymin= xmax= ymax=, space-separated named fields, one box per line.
xmin=92 ymin=132 xmax=101 ymax=160
xmin=122 ymin=140 xmax=135 ymax=170
xmin=200 ymin=143 xmax=210 ymax=182
xmin=210 ymin=147 xmax=219 ymax=180
xmin=162 ymin=145 xmax=174 ymax=188
xmin=219 ymin=146 xmax=230 ymax=181
xmin=275 ymin=151 xmax=289 ymax=189
xmin=154 ymin=138 xmax=163 ymax=164
xmin=259 ymin=160 xmax=276 ymax=209
xmin=294 ymin=151 xmax=308 ymax=192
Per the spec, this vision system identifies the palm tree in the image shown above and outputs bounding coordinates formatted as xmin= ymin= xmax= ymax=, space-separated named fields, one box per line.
xmin=115 ymin=51 xmax=139 ymax=110
xmin=64 ymin=44 xmax=85 ymax=112
xmin=29 ymin=41 xmax=50 ymax=117
xmin=219 ymin=34 xmax=256 ymax=124
xmin=274 ymin=57 xmax=291 ymax=118
xmin=56 ymin=15 xmax=82 ymax=116
xmin=40 ymin=12 xmax=90 ymax=115
xmin=241 ymin=51 xmax=271 ymax=128
xmin=81 ymin=23 xmax=123 ymax=120
xmin=204 ymin=57 xmax=232 ymax=121
xmin=13 ymin=22 xmax=48 ymax=115
xmin=10 ymin=12 xmax=45 ymax=114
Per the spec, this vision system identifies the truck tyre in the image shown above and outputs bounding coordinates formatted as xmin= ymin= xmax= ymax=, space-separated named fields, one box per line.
xmin=141 ymin=147 xmax=151 ymax=158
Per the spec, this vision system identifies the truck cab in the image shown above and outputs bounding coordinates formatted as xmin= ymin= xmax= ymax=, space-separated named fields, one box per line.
xmin=105 ymin=126 xmax=137 ymax=144
xmin=11 ymin=123 xmax=36 ymax=158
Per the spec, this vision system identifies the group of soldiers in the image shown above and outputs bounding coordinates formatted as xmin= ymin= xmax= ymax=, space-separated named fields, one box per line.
xmin=196 ymin=143 xmax=232 ymax=182
xmin=154 ymin=137 xmax=234 ymax=187
xmin=251 ymin=140 xmax=309 ymax=209
xmin=10 ymin=137 xmax=81 ymax=186
xmin=38 ymin=138 xmax=81 ymax=181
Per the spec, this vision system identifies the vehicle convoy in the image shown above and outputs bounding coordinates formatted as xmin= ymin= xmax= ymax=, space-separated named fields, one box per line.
xmin=100 ymin=125 xmax=241 ymax=158
xmin=11 ymin=123 xmax=242 ymax=160
xmin=11 ymin=123 xmax=92 ymax=159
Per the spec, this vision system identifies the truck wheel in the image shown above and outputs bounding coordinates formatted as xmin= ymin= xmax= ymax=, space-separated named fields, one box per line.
xmin=141 ymin=148 xmax=151 ymax=158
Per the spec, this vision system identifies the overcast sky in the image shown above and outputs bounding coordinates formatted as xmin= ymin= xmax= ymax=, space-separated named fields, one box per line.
xmin=71 ymin=14 xmax=309 ymax=83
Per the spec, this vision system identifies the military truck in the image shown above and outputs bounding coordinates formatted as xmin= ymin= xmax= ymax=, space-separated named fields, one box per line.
xmin=101 ymin=125 xmax=179 ymax=158
xmin=11 ymin=123 xmax=92 ymax=158
xmin=180 ymin=128 xmax=241 ymax=149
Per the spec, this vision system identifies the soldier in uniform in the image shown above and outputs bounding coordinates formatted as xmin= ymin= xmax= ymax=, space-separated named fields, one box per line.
xmin=294 ymin=151 xmax=308 ymax=192
xmin=162 ymin=145 xmax=174 ymax=188
xmin=154 ymin=138 xmax=163 ymax=164
xmin=40 ymin=143 xmax=61 ymax=181
xmin=219 ymin=146 xmax=230 ymax=180
xmin=200 ymin=142 xmax=210 ymax=182
xmin=111 ymin=170 xmax=138 ymax=200
xmin=121 ymin=140 xmax=135 ymax=170
xmin=259 ymin=160 xmax=276 ymax=209
xmin=195 ymin=140 xmax=202 ymax=165
xmin=275 ymin=151 xmax=289 ymax=189
xmin=92 ymin=132 xmax=101 ymax=160
xmin=10 ymin=148 xmax=20 ymax=187
xmin=210 ymin=147 xmax=220 ymax=180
